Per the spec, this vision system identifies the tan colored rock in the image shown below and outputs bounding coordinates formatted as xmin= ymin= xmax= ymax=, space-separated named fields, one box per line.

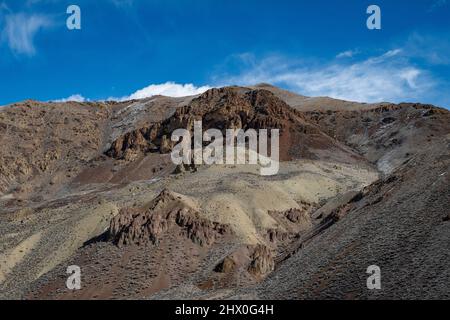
xmin=214 ymin=256 xmax=237 ymax=273
xmin=123 ymin=149 xmax=140 ymax=162
xmin=248 ymin=244 xmax=275 ymax=277
xmin=109 ymin=189 xmax=231 ymax=247
xmin=160 ymin=135 xmax=172 ymax=154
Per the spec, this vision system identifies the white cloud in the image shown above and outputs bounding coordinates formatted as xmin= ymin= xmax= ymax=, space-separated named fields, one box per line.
xmin=382 ymin=49 xmax=402 ymax=58
xmin=219 ymin=50 xmax=434 ymax=104
xmin=336 ymin=50 xmax=359 ymax=59
xmin=114 ymin=82 xmax=211 ymax=101
xmin=1 ymin=12 xmax=52 ymax=56
xmin=52 ymin=94 xmax=87 ymax=103
xmin=50 ymin=83 xmax=211 ymax=103
xmin=399 ymin=69 xmax=421 ymax=89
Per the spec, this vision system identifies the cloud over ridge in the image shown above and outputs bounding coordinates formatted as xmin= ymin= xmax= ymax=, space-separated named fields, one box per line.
xmin=112 ymin=82 xmax=211 ymax=101
xmin=219 ymin=50 xmax=436 ymax=104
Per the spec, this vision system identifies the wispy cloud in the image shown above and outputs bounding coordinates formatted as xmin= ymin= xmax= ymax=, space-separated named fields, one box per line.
xmin=1 ymin=12 xmax=53 ymax=56
xmin=402 ymin=32 xmax=450 ymax=65
xmin=217 ymin=49 xmax=436 ymax=104
xmin=336 ymin=49 xmax=359 ymax=59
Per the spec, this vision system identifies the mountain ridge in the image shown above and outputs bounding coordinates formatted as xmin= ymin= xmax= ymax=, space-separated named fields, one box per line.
xmin=0 ymin=85 xmax=448 ymax=299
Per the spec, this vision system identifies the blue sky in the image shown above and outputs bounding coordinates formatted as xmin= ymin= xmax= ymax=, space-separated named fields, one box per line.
xmin=0 ymin=0 xmax=449 ymax=108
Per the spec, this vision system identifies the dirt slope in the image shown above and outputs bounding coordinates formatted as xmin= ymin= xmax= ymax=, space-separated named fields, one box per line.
xmin=238 ymin=134 xmax=450 ymax=300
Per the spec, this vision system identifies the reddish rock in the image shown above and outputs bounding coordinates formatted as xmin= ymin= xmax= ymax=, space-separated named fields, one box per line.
xmin=105 ymin=87 xmax=351 ymax=162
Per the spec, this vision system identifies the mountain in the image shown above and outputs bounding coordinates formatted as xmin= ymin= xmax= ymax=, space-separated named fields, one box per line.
xmin=0 ymin=85 xmax=448 ymax=300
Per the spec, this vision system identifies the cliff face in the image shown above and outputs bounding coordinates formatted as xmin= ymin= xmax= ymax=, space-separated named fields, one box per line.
xmin=105 ymin=87 xmax=363 ymax=164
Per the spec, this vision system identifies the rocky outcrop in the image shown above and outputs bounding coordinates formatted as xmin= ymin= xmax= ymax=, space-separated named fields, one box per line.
xmin=214 ymin=244 xmax=275 ymax=279
xmin=109 ymin=189 xmax=231 ymax=247
xmin=272 ymin=206 xmax=313 ymax=225
xmin=266 ymin=204 xmax=315 ymax=244
xmin=214 ymin=255 xmax=238 ymax=273
xmin=248 ymin=244 xmax=275 ymax=277
xmin=105 ymin=87 xmax=349 ymax=162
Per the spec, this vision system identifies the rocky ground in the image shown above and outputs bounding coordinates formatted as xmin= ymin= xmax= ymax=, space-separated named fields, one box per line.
xmin=0 ymin=85 xmax=448 ymax=300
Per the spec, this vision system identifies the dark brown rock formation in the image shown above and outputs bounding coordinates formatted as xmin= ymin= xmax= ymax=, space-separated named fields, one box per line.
xmin=105 ymin=87 xmax=361 ymax=163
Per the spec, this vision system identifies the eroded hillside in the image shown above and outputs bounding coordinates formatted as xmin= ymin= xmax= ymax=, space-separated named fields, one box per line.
xmin=0 ymin=85 xmax=448 ymax=299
